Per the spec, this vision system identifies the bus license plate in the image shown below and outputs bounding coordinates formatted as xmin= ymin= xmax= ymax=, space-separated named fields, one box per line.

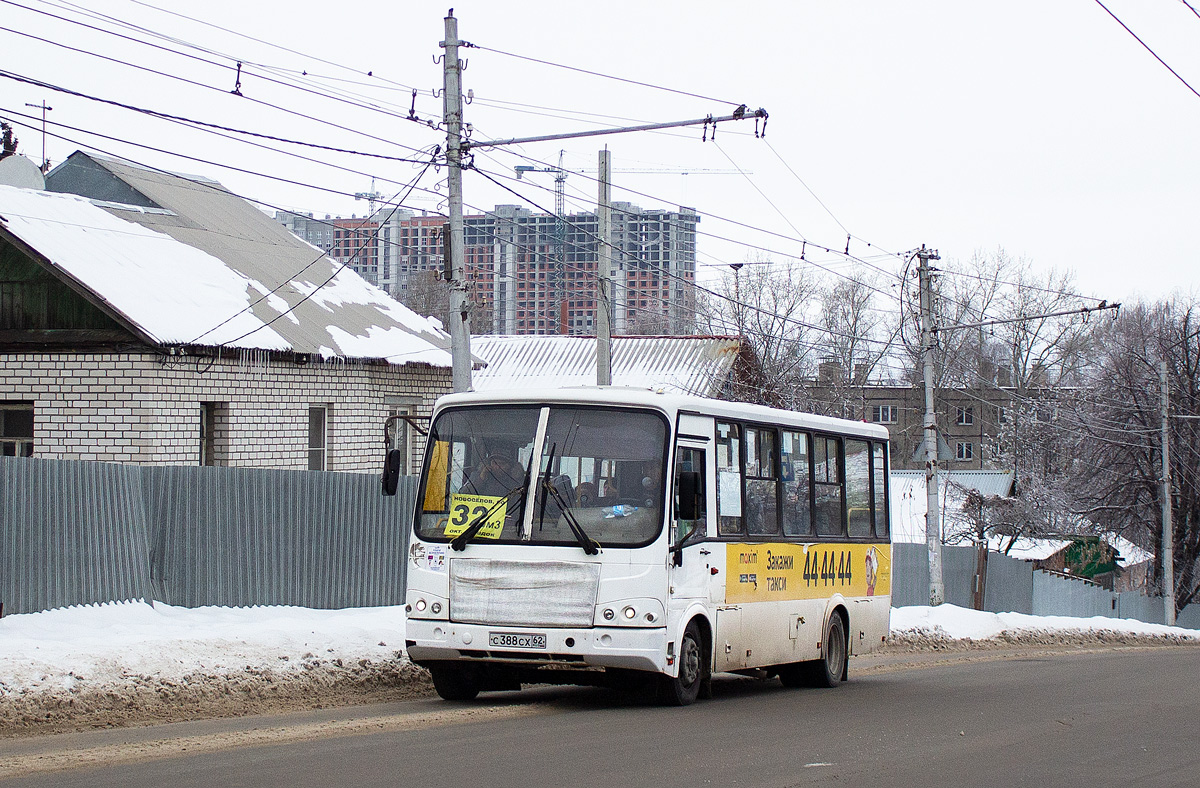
xmin=489 ymin=631 xmax=547 ymax=650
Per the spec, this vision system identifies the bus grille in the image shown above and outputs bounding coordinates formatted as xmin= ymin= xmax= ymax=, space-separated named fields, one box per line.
xmin=449 ymin=558 xmax=601 ymax=627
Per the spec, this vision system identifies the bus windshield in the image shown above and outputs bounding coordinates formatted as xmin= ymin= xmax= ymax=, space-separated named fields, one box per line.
xmin=416 ymin=405 xmax=668 ymax=548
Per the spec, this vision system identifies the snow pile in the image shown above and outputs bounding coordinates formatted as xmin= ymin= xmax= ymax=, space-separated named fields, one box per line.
xmin=890 ymin=604 xmax=1200 ymax=647
xmin=0 ymin=601 xmax=426 ymax=732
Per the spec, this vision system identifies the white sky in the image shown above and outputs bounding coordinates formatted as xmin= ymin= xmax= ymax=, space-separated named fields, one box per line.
xmin=3 ymin=0 xmax=1197 ymax=305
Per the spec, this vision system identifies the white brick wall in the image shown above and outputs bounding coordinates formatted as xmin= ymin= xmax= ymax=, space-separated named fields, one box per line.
xmin=0 ymin=351 xmax=451 ymax=472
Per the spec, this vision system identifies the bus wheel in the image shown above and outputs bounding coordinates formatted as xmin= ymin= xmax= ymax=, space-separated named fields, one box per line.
xmin=662 ymin=621 xmax=704 ymax=706
xmin=430 ymin=665 xmax=481 ymax=701
xmin=807 ymin=614 xmax=847 ymax=688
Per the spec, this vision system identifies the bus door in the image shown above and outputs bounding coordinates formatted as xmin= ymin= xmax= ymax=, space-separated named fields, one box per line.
xmin=669 ymin=415 xmax=715 ymax=609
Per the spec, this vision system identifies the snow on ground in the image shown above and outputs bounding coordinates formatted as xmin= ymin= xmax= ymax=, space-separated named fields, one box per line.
xmin=0 ymin=601 xmax=408 ymax=697
xmin=1 ymin=600 xmax=1197 ymax=734
xmin=891 ymin=604 xmax=1200 ymax=642
xmin=1 ymin=600 xmax=1196 ymax=698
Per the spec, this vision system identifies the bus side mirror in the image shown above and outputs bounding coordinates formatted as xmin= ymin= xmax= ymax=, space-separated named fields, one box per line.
xmin=676 ymin=470 xmax=701 ymax=521
xmin=381 ymin=449 xmax=404 ymax=497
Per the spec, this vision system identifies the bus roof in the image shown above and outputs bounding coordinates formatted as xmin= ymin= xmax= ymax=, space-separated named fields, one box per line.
xmin=434 ymin=386 xmax=890 ymax=442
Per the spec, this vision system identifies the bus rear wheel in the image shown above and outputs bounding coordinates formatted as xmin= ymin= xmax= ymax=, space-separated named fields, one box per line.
xmin=661 ymin=621 xmax=705 ymax=706
xmin=430 ymin=664 xmax=481 ymax=701
xmin=807 ymin=613 xmax=847 ymax=688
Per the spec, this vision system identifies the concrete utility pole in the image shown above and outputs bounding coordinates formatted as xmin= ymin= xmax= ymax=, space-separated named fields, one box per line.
xmin=442 ymin=12 xmax=471 ymax=392
xmin=917 ymin=245 xmax=945 ymax=606
xmin=1160 ymin=359 xmax=1175 ymax=626
xmin=596 ymin=149 xmax=613 ymax=386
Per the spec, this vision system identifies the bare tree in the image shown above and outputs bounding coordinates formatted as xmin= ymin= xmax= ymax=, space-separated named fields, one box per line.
xmin=1065 ymin=299 xmax=1200 ymax=614
xmin=694 ymin=257 xmax=821 ymax=410
xmin=0 ymin=121 xmax=17 ymax=161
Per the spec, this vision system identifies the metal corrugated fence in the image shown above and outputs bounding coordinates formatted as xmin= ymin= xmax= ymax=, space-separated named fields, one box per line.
xmin=1 ymin=457 xmax=416 ymax=616
xmin=1 ymin=457 xmax=151 ymax=615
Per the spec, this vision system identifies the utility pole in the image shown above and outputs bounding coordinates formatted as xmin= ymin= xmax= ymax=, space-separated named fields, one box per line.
xmin=23 ymin=101 xmax=51 ymax=173
xmin=596 ymin=149 xmax=613 ymax=386
xmin=917 ymin=245 xmax=945 ymax=606
xmin=1160 ymin=359 xmax=1175 ymax=626
xmin=442 ymin=12 xmax=471 ymax=392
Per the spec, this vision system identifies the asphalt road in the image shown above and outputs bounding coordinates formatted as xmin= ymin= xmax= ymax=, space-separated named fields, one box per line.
xmin=5 ymin=646 xmax=1199 ymax=787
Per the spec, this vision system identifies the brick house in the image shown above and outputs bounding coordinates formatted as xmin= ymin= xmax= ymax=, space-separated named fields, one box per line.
xmin=0 ymin=153 xmax=468 ymax=473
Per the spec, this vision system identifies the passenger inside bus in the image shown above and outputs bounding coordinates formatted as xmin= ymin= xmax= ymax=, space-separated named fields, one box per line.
xmin=469 ymin=451 xmax=525 ymax=497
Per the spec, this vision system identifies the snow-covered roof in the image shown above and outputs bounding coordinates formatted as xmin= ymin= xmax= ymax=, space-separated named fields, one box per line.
xmin=889 ymin=470 xmax=1152 ymax=565
xmin=470 ymin=334 xmax=741 ymax=395
xmin=890 ymin=470 xmax=1015 ymax=545
xmin=3 ymin=153 xmax=459 ymax=366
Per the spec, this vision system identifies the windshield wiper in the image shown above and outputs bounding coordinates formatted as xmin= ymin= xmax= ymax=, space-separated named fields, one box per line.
xmin=450 ymin=464 xmax=531 ymax=551
xmin=543 ymin=477 xmax=601 ymax=555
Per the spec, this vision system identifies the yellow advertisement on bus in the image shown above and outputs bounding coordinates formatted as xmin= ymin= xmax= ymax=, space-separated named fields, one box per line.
xmin=725 ymin=542 xmax=891 ymax=604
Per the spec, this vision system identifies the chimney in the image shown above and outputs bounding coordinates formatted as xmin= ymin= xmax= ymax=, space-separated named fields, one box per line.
xmin=818 ymin=359 xmax=845 ymax=386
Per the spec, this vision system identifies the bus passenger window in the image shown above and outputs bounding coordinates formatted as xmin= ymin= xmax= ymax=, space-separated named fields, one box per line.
xmin=674 ymin=447 xmax=707 ymax=543
xmin=781 ymin=431 xmax=812 ymax=537
xmin=846 ymin=440 xmax=871 ymax=538
xmin=716 ymin=422 xmax=743 ymax=535
xmin=745 ymin=426 xmax=780 ymax=536
xmin=872 ymin=442 xmax=889 ymax=538
xmin=813 ymin=435 xmax=845 ymax=537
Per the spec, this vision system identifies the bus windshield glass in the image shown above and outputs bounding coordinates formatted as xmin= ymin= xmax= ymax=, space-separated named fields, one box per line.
xmin=416 ymin=405 xmax=668 ymax=548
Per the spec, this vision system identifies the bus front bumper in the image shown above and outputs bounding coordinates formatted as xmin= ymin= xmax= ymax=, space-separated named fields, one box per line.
xmin=405 ymin=619 xmax=668 ymax=674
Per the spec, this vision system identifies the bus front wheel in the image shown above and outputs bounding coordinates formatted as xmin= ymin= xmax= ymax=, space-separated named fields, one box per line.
xmin=661 ymin=621 xmax=705 ymax=706
xmin=430 ymin=664 xmax=481 ymax=701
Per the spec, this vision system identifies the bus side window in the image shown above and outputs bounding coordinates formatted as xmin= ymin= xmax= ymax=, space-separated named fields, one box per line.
xmin=813 ymin=435 xmax=845 ymax=537
xmin=674 ymin=447 xmax=707 ymax=543
xmin=745 ymin=426 xmax=780 ymax=535
xmin=716 ymin=422 xmax=744 ymax=535
xmin=846 ymin=439 xmax=871 ymax=538
xmin=781 ymin=430 xmax=812 ymax=537
xmin=872 ymin=442 xmax=890 ymax=538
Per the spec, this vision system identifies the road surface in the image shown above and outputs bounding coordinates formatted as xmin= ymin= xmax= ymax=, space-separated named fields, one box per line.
xmin=4 ymin=645 xmax=1197 ymax=787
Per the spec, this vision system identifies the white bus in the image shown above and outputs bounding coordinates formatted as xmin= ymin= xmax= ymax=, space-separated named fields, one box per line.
xmin=398 ymin=387 xmax=891 ymax=705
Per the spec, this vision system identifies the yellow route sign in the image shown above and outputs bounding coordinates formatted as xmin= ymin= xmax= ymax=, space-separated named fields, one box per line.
xmin=443 ymin=494 xmax=507 ymax=539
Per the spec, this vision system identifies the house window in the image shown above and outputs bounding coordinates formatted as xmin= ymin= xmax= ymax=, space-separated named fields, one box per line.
xmin=308 ymin=406 xmax=328 ymax=471
xmin=870 ymin=404 xmax=898 ymax=424
xmin=955 ymin=406 xmax=974 ymax=426
xmin=0 ymin=403 xmax=34 ymax=457
xmin=996 ymin=406 xmax=1008 ymax=424
xmin=956 ymin=441 xmax=974 ymax=461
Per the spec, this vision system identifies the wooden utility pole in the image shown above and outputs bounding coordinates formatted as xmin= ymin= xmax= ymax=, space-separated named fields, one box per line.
xmin=596 ymin=149 xmax=613 ymax=386
xmin=442 ymin=12 xmax=472 ymax=392
xmin=917 ymin=245 xmax=945 ymax=606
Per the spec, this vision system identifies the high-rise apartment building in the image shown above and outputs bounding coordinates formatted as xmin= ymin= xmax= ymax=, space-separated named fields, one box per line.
xmin=277 ymin=201 xmax=699 ymax=335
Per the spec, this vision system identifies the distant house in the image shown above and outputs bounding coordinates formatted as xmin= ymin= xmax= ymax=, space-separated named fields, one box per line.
xmin=0 ymin=152 xmax=469 ymax=473
xmin=470 ymin=334 xmax=743 ymax=396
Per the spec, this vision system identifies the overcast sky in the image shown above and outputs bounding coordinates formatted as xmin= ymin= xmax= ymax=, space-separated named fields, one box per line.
xmin=3 ymin=0 xmax=1197 ymax=305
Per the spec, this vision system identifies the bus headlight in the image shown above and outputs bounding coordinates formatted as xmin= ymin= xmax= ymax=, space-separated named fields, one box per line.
xmin=595 ymin=598 xmax=665 ymax=628
xmin=406 ymin=593 xmax=449 ymax=620
xmin=415 ymin=599 xmax=427 ymax=612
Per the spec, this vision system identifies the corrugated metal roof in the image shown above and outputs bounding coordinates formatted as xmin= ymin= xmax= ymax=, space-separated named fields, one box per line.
xmin=891 ymin=470 xmax=1015 ymax=499
xmin=29 ymin=153 xmax=460 ymax=366
xmin=889 ymin=470 xmax=1015 ymax=545
xmin=470 ymin=335 xmax=741 ymax=395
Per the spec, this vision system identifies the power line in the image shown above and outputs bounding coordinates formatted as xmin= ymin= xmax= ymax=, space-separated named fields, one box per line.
xmin=0 ymin=71 xmax=431 ymax=164
xmin=4 ymin=0 xmax=434 ymax=124
xmin=0 ymin=27 xmax=436 ymax=157
xmin=468 ymin=43 xmax=744 ymax=108
xmin=1094 ymin=0 xmax=1200 ymax=100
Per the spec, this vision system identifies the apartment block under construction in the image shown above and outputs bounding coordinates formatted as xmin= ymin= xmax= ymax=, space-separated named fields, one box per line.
xmin=278 ymin=202 xmax=699 ymax=336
